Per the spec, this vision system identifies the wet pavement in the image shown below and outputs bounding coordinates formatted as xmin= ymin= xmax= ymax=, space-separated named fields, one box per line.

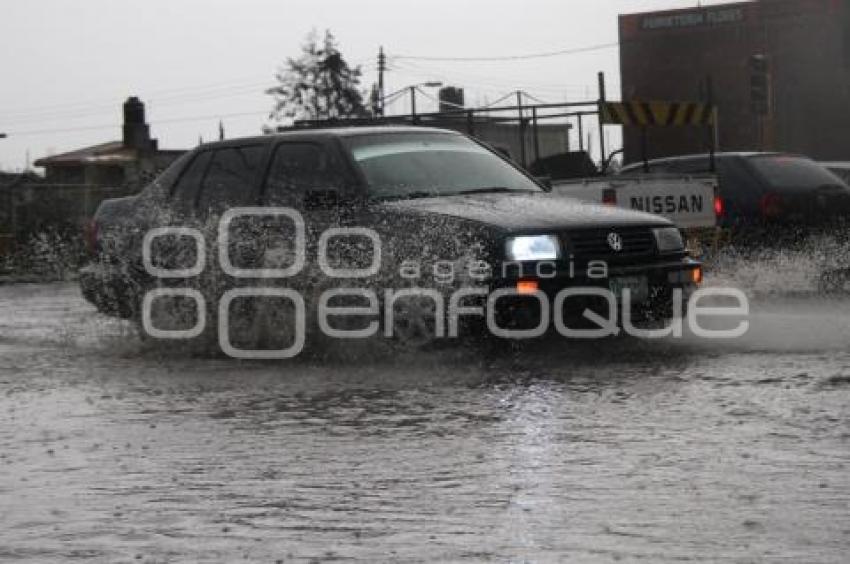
xmin=0 ymin=282 xmax=848 ymax=563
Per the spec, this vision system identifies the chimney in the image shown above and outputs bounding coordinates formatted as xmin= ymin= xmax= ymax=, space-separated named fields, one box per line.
xmin=438 ymin=86 xmax=465 ymax=113
xmin=122 ymin=96 xmax=155 ymax=151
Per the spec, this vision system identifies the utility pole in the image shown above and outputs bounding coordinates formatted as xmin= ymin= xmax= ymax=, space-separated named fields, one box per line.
xmin=377 ymin=46 xmax=386 ymax=116
xmin=577 ymin=114 xmax=584 ymax=152
xmin=597 ymin=71 xmax=607 ymax=166
xmin=516 ymin=91 xmax=527 ymax=168
xmin=410 ymin=86 xmax=417 ymax=119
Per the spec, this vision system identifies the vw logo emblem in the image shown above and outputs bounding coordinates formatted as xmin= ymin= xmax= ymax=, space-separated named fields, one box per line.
xmin=606 ymin=232 xmax=624 ymax=252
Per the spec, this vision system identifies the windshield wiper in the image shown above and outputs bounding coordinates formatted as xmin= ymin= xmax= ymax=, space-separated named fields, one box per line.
xmin=452 ymin=187 xmax=536 ymax=195
xmin=372 ymin=187 xmax=537 ymax=201
xmin=371 ymin=191 xmax=441 ymax=201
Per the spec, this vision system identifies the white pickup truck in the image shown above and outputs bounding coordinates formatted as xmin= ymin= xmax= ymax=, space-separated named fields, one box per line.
xmin=550 ymin=173 xmax=720 ymax=229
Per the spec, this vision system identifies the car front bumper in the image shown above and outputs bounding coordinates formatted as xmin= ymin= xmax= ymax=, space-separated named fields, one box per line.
xmin=489 ymin=256 xmax=702 ymax=329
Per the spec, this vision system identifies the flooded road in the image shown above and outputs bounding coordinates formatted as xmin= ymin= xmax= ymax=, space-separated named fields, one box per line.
xmin=0 ymin=282 xmax=848 ymax=562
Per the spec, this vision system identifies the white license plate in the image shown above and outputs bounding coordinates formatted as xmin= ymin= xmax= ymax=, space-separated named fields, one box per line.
xmin=609 ymin=275 xmax=649 ymax=302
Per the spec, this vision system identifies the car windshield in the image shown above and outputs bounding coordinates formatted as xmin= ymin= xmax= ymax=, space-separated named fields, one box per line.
xmin=342 ymin=132 xmax=543 ymax=199
xmin=747 ymin=155 xmax=848 ymax=191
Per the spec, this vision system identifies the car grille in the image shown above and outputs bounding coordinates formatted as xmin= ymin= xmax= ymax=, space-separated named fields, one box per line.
xmin=563 ymin=227 xmax=656 ymax=261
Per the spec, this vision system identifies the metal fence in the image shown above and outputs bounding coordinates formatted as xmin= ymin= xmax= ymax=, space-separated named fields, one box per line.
xmin=283 ymin=99 xmax=604 ymax=171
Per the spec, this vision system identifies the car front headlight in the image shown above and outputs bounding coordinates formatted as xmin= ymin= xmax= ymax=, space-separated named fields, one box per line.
xmin=653 ymin=227 xmax=684 ymax=253
xmin=505 ymin=234 xmax=561 ymax=261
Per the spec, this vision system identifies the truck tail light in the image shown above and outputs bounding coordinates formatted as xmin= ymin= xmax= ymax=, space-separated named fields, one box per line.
xmin=602 ymin=188 xmax=617 ymax=206
xmin=713 ymin=187 xmax=724 ymax=217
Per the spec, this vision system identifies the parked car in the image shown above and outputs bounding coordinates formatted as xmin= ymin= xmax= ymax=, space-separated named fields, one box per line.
xmin=620 ymin=152 xmax=850 ymax=230
xmin=80 ymin=127 xmax=701 ymax=350
xmin=820 ymin=162 xmax=850 ymax=186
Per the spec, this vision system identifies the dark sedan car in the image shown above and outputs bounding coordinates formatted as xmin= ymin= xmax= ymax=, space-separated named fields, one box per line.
xmin=621 ymin=152 xmax=850 ymax=231
xmin=80 ymin=127 xmax=701 ymax=354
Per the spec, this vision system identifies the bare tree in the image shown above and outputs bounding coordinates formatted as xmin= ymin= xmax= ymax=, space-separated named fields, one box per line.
xmin=267 ymin=30 xmax=369 ymax=123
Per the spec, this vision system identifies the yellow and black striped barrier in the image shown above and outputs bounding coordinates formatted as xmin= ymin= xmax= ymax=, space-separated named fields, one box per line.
xmin=599 ymin=101 xmax=716 ymax=127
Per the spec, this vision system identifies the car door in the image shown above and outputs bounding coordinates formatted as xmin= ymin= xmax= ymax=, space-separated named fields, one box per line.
xmin=144 ymin=143 xmax=269 ymax=285
xmin=260 ymin=140 xmax=369 ymax=283
xmin=139 ymin=149 xmax=214 ymax=277
xmin=195 ymin=144 xmax=268 ymax=219
xmin=194 ymin=143 xmax=269 ymax=278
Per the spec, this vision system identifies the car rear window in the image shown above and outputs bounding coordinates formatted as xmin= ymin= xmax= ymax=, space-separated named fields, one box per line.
xmin=824 ymin=166 xmax=850 ymax=185
xmin=747 ymin=155 xmax=847 ymax=191
xmin=171 ymin=150 xmax=213 ymax=206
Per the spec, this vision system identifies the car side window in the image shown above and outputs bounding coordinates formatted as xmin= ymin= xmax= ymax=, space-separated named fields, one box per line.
xmin=171 ymin=150 xmax=212 ymax=208
xmin=667 ymin=158 xmax=709 ymax=174
xmin=196 ymin=145 xmax=266 ymax=214
xmin=623 ymin=161 xmax=670 ymax=174
xmin=648 ymin=162 xmax=674 ymax=173
xmin=263 ymin=142 xmax=347 ymax=206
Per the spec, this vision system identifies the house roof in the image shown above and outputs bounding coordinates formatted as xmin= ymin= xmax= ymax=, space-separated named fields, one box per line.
xmin=33 ymin=141 xmax=138 ymax=167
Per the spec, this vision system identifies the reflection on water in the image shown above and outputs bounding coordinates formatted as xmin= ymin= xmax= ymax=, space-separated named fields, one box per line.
xmin=0 ymin=282 xmax=848 ymax=562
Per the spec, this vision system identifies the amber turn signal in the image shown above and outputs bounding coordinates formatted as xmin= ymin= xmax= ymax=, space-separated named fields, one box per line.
xmin=516 ymin=280 xmax=540 ymax=295
xmin=691 ymin=266 xmax=703 ymax=284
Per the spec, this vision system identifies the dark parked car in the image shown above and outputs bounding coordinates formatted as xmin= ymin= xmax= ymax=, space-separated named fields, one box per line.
xmin=821 ymin=162 xmax=850 ymax=186
xmin=620 ymin=152 xmax=850 ymax=231
xmin=80 ymin=127 xmax=701 ymax=351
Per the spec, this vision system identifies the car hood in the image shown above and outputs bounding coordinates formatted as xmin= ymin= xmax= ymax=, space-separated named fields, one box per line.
xmin=380 ymin=192 xmax=671 ymax=232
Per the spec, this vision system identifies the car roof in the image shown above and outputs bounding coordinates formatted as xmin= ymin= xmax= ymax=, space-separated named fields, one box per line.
xmin=197 ymin=125 xmax=462 ymax=149
xmin=621 ymin=151 xmax=793 ymax=169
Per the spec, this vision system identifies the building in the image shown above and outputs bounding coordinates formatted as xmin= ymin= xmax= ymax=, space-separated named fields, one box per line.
xmin=34 ymin=97 xmax=185 ymax=188
xmin=431 ymin=87 xmax=574 ymax=167
xmin=1 ymin=98 xmax=186 ymax=255
xmin=0 ymin=172 xmax=42 ymax=255
xmin=442 ymin=119 xmax=571 ymax=167
xmin=618 ymin=0 xmax=850 ymax=164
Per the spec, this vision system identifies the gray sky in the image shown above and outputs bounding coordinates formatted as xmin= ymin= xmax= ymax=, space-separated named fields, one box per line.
xmin=0 ymin=0 xmax=731 ymax=170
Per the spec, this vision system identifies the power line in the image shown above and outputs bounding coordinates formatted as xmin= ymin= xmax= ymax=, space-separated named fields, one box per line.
xmin=393 ymin=41 xmax=619 ymax=62
xmin=1 ymin=83 xmax=272 ymax=127
xmin=1 ymin=76 xmax=272 ymax=119
xmin=389 ymin=59 xmax=618 ymax=96
xmin=3 ymin=61 xmax=378 ymax=127
xmin=394 ymin=58 xmax=621 ymax=89
xmin=6 ymin=109 xmax=270 ymax=137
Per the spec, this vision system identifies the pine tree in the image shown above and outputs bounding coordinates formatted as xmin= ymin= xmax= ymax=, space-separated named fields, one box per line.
xmin=267 ymin=30 xmax=369 ymax=122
